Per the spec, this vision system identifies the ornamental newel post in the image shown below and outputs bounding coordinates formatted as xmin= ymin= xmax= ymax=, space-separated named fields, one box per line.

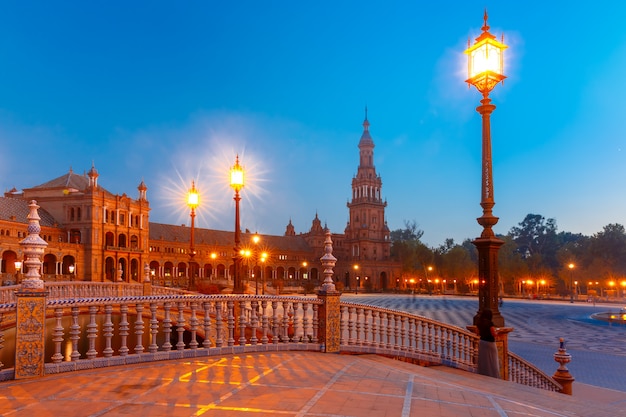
xmin=553 ymin=337 xmax=575 ymax=395
xmin=317 ymin=228 xmax=341 ymax=353
xmin=15 ymin=200 xmax=49 ymax=379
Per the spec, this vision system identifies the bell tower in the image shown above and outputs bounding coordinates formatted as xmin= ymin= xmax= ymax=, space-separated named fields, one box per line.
xmin=344 ymin=109 xmax=391 ymax=289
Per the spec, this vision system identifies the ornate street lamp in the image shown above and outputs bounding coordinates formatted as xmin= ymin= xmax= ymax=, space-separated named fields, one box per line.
xmin=187 ymin=181 xmax=199 ymax=290
xmin=465 ymin=11 xmax=508 ymax=327
xmin=230 ymin=155 xmax=245 ymax=293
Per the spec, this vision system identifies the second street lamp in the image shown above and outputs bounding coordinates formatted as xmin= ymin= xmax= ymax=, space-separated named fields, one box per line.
xmin=230 ymin=155 xmax=245 ymax=294
xmin=187 ymin=181 xmax=199 ymax=290
xmin=568 ymin=263 xmax=575 ymax=303
xmin=465 ymin=11 xmax=508 ymax=327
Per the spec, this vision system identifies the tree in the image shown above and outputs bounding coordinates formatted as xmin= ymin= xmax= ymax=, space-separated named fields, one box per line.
xmin=390 ymin=221 xmax=432 ymax=284
xmin=389 ymin=220 xmax=424 ymax=242
xmin=586 ymin=224 xmax=626 ymax=276
xmin=509 ymin=214 xmax=558 ymax=271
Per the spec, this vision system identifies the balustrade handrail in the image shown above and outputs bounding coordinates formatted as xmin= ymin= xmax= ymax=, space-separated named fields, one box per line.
xmin=508 ymin=351 xmax=562 ymax=391
xmin=0 ymin=293 xmax=323 ymax=382
xmin=0 ymin=282 xmax=192 ymax=304
xmin=339 ymin=301 xmax=478 ymax=372
xmin=0 ymin=290 xmax=564 ymax=394
xmin=338 ymin=301 xmax=562 ymax=392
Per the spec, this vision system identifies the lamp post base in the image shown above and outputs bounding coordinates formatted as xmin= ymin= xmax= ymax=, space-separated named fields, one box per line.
xmin=473 ymin=235 xmax=505 ymax=327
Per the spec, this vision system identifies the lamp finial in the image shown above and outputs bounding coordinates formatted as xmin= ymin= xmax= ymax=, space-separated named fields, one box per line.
xmin=481 ymin=9 xmax=490 ymax=33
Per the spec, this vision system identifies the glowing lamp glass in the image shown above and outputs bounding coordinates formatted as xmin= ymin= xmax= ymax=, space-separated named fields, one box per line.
xmin=187 ymin=183 xmax=199 ymax=209
xmin=465 ymin=31 xmax=507 ymax=93
xmin=230 ymin=157 xmax=245 ymax=191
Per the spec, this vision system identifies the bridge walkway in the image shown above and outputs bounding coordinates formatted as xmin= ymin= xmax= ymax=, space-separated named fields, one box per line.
xmin=1 ymin=351 xmax=625 ymax=417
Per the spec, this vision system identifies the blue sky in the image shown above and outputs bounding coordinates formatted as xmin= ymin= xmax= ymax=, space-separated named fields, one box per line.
xmin=1 ymin=1 xmax=625 ymax=247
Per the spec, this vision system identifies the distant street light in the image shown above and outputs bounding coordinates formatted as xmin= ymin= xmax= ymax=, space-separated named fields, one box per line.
xmin=568 ymin=263 xmax=575 ymax=303
xmin=465 ymin=11 xmax=508 ymax=327
xmin=187 ymin=181 xmax=199 ymax=290
xmin=15 ymin=261 xmax=22 ymax=283
xmin=230 ymin=155 xmax=245 ymax=294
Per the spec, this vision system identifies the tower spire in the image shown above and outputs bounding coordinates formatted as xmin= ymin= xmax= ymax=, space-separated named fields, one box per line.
xmin=363 ymin=106 xmax=370 ymax=131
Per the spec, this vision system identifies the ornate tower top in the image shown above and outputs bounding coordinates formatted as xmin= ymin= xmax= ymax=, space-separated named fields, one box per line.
xmin=138 ymin=179 xmax=148 ymax=201
xmin=285 ymin=218 xmax=296 ymax=236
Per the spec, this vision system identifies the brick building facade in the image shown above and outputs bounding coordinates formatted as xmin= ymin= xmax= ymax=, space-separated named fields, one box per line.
xmin=0 ymin=115 xmax=401 ymax=291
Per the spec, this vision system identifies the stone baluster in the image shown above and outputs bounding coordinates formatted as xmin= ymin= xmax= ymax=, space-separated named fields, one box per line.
xmin=250 ymin=300 xmax=258 ymax=345
xmin=261 ymin=300 xmax=269 ymax=344
xmin=162 ymin=302 xmax=172 ymax=351
xmin=134 ymin=303 xmax=145 ymax=354
xmin=340 ymin=306 xmax=348 ymax=345
xmin=87 ymin=305 xmax=98 ymax=359
xmin=189 ymin=302 xmax=199 ymax=349
xmin=379 ymin=311 xmax=387 ymax=347
xmin=227 ymin=300 xmax=235 ymax=346
xmin=347 ymin=307 xmax=355 ymax=345
xmin=215 ymin=301 xmax=224 ymax=348
xmin=69 ymin=306 xmax=81 ymax=361
xmin=238 ymin=300 xmax=247 ymax=346
xmin=281 ymin=301 xmax=290 ymax=342
xmin=119 ymin=304 xmax=129 ymax=356
xmin=51 ymin=307 xmax=64 ymax=363
xmin=386 ymin=313 xmax=393 ymax=349
xmin=302 ymin=302 xmax=309 ymax=342
xmin=393 ymin=314 xmax=401 ymax=349
xmin=103 ymin=305 xmax=114 ymax=357
xmin=293 ymin=302 xmax=302 ymax=342
xmin=361 ymin=309 xmax=370 ymax=346
xmin=355 ymin=307 xmax=363 ymax=345
xmin=311 ymin=304 xmax=319 ymax=344
xmin=371 ymin=310 xmax=379 ymax=347
xmin=176 ymin=302 xmax=186 ymax=350
xmin=271 ymin=300 xmax=279 ymax=344
xmin=408 ymin=317 xmax=416 ymax=351
xmin=149 ymin=303 xmax=159 ymax=353
xmin=203 ymin=302 xmax=212 ymax=348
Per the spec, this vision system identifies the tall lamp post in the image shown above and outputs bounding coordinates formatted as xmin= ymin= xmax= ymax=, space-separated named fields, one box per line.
xmin=260 ymin=251 xmax=267 ymax=295
xmin=230 ymin=155 xmax=245 ymax=293
xmin=568 ymin=263 xmax=575 ymax=303
xmin=187 ymin=181 xmax=199 ymax=290
xmin=465 ymin=11 xmax=508 ymax=327
xmin=252 ymin=234 xmax=260 ymax=295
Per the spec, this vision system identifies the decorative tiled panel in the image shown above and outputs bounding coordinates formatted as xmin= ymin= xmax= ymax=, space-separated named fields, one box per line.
xmin=15 ymin=293 xmax=46 ymax=379
xmin=318 ymin=293 xmax=341 ymax=353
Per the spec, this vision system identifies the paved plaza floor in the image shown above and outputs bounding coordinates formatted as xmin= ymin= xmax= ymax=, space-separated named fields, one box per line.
xmin=2 ymin=294 xmax=625 ymax=416
xmin=1 ymin=351 xmax=626 ymax=417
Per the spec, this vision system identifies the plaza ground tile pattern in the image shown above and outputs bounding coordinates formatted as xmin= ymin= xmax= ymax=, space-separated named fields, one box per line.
xmin=1 ymin=352 xmax=626 ymax=417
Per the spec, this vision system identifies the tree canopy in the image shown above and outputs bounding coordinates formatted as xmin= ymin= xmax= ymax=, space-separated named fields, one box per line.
xmin=389 ymin=215 xmax=626 ymax=296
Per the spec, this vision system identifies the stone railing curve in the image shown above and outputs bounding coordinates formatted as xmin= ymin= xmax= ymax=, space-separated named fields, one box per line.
xmin=338 ymin=300 xmax=563 ymax=392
